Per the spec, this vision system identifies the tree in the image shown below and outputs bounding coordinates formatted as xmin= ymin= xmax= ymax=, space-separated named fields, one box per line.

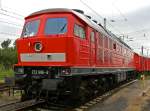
xmin=13 ymin=40 xmax=16 ymax=48
xmin=0 ymin=39 xmax=17 ymax=70
xmin=1 ymin=39 xmax=11 ymax=49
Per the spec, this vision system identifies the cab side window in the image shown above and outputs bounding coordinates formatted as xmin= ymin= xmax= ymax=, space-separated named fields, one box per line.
xmin=74 ymin=24 xmax=85 ymax=39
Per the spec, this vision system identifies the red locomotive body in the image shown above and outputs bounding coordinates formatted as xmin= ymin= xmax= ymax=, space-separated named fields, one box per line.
xmin=14 ymin=8 xmax=136 ymax=101
xmin=15 ymin=8 xmax=135 ymax=73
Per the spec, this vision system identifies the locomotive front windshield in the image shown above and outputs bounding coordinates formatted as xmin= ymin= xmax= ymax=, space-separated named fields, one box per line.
xmin=22 ymin=20 xmax=40 ymax=37
xmin=44 ymin=18 xmax=67 ymax=35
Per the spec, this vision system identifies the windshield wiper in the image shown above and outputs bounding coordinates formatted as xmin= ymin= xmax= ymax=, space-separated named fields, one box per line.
xmin=23 ymin=27 xmax=29 ymax=37
xmin=58 ymin=24 xmax=66 ymax=33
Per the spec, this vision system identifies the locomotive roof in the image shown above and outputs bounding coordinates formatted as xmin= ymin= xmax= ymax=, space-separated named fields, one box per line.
xmin=28 ymin=8 xmax=131 ymax=50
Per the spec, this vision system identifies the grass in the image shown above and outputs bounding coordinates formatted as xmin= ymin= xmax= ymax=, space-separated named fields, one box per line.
xmin=0 ymin=69 xmax=14 ymax=83
xmin=137 ymin=72 xmax=150 ymax=80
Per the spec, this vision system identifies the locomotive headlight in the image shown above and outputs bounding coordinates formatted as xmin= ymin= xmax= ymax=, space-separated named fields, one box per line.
xmin=15 ymin=67 xmax=24 ymax=74
xmin=61 ymin=68 xmax=71 ymax=76
xmin=34 ymin=42 xmax=42 ymax=52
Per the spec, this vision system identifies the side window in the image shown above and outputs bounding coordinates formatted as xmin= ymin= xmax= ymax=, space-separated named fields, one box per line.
xmin=90 ymin=31 xmax=95 ymax=42
xmin=74 ymin=24 xmax=85 ymax=39
xmin=113 ymin=42 xmax=116 ymax=50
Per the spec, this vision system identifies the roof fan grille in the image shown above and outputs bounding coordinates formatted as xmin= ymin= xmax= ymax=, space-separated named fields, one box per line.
xmin=72 ymin=9 xmax=84 ymax=14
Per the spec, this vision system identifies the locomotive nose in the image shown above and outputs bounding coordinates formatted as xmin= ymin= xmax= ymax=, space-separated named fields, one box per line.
xmin=17 ymin=37 xmax=68 ymax=64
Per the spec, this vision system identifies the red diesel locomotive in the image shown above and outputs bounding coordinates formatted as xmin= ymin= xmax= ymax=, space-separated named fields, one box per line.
xmin=14 ymin=8 xmax=136 ymax=101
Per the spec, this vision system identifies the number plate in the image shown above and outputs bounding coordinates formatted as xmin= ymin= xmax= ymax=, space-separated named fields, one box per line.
xmin=31 ymin=70 xmax=49 ymax=75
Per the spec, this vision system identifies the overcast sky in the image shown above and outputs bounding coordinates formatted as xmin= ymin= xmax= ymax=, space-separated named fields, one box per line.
xmin=0 ymin=0 xmax=150 ymax=55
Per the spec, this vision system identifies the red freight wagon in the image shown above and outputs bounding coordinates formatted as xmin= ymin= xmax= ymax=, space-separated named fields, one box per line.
xmin=134 ymin=53 xmax=150 ymax=72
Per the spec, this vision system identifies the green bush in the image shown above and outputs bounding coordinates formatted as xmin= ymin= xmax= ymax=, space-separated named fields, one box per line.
xmin=0 ymin=69 xmax=14 ymax=80
xmin=0 ymin=39 xmax=17 ymax=80
xmin=0 ymin=47 xmax=17 ymax=70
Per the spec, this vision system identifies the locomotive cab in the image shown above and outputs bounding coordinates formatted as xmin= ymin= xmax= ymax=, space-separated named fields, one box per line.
xmin=14 ymin=9 xmax=78 ymax=80
xmin=14 ymin=9 xmax=82 ymax=97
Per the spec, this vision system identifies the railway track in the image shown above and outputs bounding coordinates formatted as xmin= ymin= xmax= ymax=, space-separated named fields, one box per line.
xmin=0 ymin=82 xmax=20 ymax=97
xmin=0 ymin=83 xmax=17 ymax=96
xmin=31 ymin=79 xmax=138 ymax=111
xmin=73 ymin=79 xmax=137 ymax=111
xmin=0 ymin=99 xmax=71 ymax=111
xmin=0 ymin=99 xmax=45 ymax=111
xmin=0 ymin=79 xmax=137 ymax=111
xmin=0 ymin=77 xmax=17 ymax=92
xmin=0 ymin=83 xmax=10 ymax=91
xmin=41 ymin=103 xmax=74 ymax=111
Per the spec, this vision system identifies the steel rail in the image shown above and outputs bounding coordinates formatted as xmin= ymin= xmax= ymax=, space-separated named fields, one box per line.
xmin=73 ymin=79 xmax=137 ymax=111
xmin=0 ymin=99 xmax=45 ymax=111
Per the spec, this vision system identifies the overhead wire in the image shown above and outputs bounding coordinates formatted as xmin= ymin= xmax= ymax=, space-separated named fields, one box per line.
xmin=0 ymin=19 xmax=22 ymax=28
xmin=112 ymin=1 xmax=150 ymax=42
xmin=0 ymin=0 xmax=24 ymax=19
xmin=0 ymin=8 xmax=24 ymax=17
xmin=0 ymin=6 xmax=23 ymax=37
xmin=125 ymin=28 xmax=150 ymax=35
xmin=0 ymin=32 xmax=20 ymax=36
xmin=112 ymin=3 xmax=128 ymax=21
xmin=110 ymin=1 xmax=150 ymax=54
xmin=111 ymin=2 xmax=137 ymax=42
xmin=111 ymin=1 xmax=146 ymax=42
xmin=0 ymin=11 xmax=23 ymax=21
xmin=80 ymin=0 xmax=123 ymax=35
xmin=80 ymin=0 xmax=150 ymax=53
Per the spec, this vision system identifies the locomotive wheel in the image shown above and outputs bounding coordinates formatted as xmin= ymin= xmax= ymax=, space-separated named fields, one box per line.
xmin=72 ymin=80 xmax=89 ymax=104
xmin=108 ymin=77 xmax=114 ymax=89
xmin=79 ymin=81 xmax=88 ymax=103
xmin=97 ymin=78 xmax=106 ymax=95
xmin=99 ymin=78 xmax=107 ymax=93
